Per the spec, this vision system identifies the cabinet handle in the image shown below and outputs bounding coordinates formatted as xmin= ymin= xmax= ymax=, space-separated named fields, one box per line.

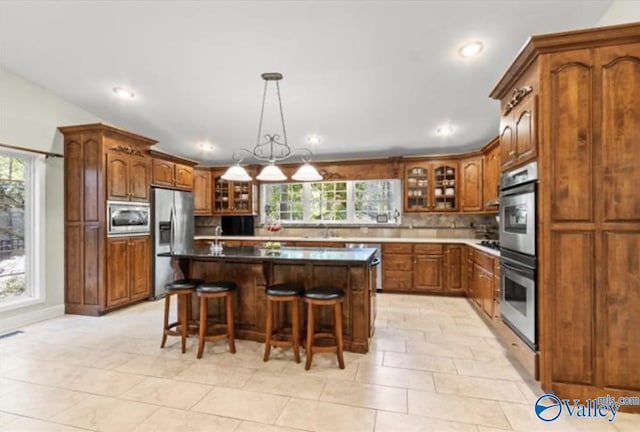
xmin=508 ymin=151 xmax=516 ymax=156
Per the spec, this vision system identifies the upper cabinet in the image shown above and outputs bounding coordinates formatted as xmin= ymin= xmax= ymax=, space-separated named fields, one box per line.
xmin=404 ymin=161 xmax=458 ymax=212
xmin=150 ymin=151 xmax=196 ymax=190
xmin=482 ymin=137 xmax=500 ymax=210
xmin=460 ymin=157 xmax=483 ymax=212
xmin=193 ymin=168 xmax=212 ymax=215
xmin=106 ymin=150 xmax=151 ymax=202
xmin=212 ymin=172 xmax=254 ymax=214
xmin=497 ymin=68 xmax=539 ymax=171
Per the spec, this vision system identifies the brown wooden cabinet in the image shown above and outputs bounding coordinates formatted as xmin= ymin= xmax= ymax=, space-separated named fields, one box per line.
xmin=106 ymin=151 xmax=151 ymax=202
xmin=444 ymin=245 xmax=464 ymax=294
xmin=466 ymin=246 xmax=497 ymax=318
xmin=482 ymin=137 xmax=500 ymax=210
xmin=497 ymin=73 xmax=538 ymax=172
xmin=381 ymin=243 xmax=413 ymax=291
xmin=150 ymin=151 xmax=196 ymax=190
xmin=460 ymin=157 xmax=483 ymax=212
xmin=213 ymin=174 xmax=254 ymax=214
xmin=404 ymin=162 xmax=458 ymax=212
xmin=193 ymin=168 xmax=212 ymax=215
xmin=106 ymin=235 xmax=151 ymax=307
xmin=490 ymin=23 xmax=640 ymax=405
xmin=413 ymin=244 xmax=444 ymax=293
xmin=60 ymin=123 xmax=156 ymax=316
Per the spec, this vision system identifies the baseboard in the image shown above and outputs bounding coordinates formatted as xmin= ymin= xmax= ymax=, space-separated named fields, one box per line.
xmin=0 ymin=304 xmax=65 ymax=334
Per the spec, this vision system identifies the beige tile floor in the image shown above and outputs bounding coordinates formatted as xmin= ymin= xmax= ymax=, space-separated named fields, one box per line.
xmin=0 ymin=294 xmax=638 ymax=432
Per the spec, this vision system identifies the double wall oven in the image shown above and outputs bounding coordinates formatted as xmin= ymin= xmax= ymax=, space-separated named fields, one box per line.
xmin=499 ymin=161 xmax=538 ymax=349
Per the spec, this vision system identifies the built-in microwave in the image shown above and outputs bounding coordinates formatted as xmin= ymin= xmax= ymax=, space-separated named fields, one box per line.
xmin=107 ymin=201 xmax=150 ymax=236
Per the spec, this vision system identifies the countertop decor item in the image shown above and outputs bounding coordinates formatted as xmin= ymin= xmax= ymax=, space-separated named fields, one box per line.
xmin=221 ymin=72 xmax=322 ymax=183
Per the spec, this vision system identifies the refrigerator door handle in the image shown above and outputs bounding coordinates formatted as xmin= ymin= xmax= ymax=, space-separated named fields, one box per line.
xmin=170 ymin=205 xmax=176 ymax=253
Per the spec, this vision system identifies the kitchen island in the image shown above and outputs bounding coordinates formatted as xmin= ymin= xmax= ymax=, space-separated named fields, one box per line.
xmin=159 ymin=246 xmax=377 ymax=353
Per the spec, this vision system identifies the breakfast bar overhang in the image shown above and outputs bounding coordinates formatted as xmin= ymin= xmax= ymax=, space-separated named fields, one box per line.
xmin=159 ymin=246 xmax=378 ymax=353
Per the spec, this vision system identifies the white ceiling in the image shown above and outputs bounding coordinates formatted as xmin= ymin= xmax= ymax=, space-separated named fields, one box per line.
xmin=0 ymin=1 xmax=611 ymax=165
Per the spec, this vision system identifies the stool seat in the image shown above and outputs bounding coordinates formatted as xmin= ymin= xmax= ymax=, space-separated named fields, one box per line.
xmin=196 ymin=281 xmax=236 ymax=358
xmin=197 ymin=281 xmax=237 ymax=294
xmin=304 ymin=286 xmax=345 ymax=370
xmin=266 ymin=283 xmax=304 ymax=297
xmin=166 ymin=278 xmax=204 ymax=290
xmin=304 ymin=287 xmax=345 ymax=300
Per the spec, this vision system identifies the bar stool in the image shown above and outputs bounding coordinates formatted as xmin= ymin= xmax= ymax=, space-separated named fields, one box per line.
xmin=196 ymin=281 xmax=237 ymax=358
xmin=161 ymin=278 xmax=204 ymax=354
xmin=263 ymin=283 xmax=304 ymax=363
xmin=303 ymin=287 xmax=345 ymax=370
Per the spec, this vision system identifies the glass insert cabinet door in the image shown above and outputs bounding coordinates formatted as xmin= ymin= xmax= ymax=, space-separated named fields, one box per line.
xmin=433 ymin=164 xmax=457 ymax=211
xmin=405 ymin=165 xmax=429 ymax=211
xmin=214 ymin=177 xmax=230 ymax=212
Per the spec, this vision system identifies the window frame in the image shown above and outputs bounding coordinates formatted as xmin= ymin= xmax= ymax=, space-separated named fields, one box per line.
xmin=260 ymin=179 xmax=401 ymax=225
xmin=0 ymin=149 xmax=45 ymax=312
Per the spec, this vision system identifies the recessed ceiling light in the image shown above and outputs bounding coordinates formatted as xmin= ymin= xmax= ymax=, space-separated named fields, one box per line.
xmin=199 ymin=142 xmax=216 ymax=152
xmin=306 ymin=135 xmax=323 ymax=145
xmin=112 ymin=86 xmax=135 ymax=100
xmin=458 ymin=41 xmax=484 ymax=58
xmin=436 ymin=125 xmax=454 ymax=136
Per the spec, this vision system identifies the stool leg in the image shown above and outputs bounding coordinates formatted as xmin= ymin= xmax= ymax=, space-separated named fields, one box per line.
xmin=226 ymin=292 xmax=236 ymax=354
xmin=263 ymin=298 xmax=273 ymax=361
xmin=305 ymin=302 xmax=314 ymax=370
xmin=197 ymin=295 xmax=206 ymax=359
xmin=179 ymin=294 xmax=188 ymax=354
xmin=292 ymin=297 xmax=301 ymax=363
xmin=335 ymin=301 xmax=345 ymax=369
xmin=161 ymin=293 xmax=170 ymax=348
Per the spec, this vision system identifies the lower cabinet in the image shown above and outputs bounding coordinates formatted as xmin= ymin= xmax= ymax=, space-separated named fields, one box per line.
xmin=106 ymin=236 xmax=150 ymax=308
xmin=444 ymin=245 xmax=464 ymax=294
xmin=467 ymin=248 xmax=498 ymax=319
xmin=382 ymin=243 xmax=414 ymax=291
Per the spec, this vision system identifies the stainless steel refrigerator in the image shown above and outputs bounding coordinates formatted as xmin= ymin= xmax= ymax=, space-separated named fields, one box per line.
xmin=150 ymin=188 xmax=194 ymax=300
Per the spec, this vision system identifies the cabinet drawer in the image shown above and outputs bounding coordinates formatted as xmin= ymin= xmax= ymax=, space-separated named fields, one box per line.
xmin=383 ymin=271 xmax=413 ymax=290
xmin=472 ymin=248 xmax=494 ymax=273
xmin=414 ymin=244 xmax=443 ymax=255
xmin=384 ymin=255 xmax=413 ymax=271
xmin=382 ymin=243 xmax=412 ymax=255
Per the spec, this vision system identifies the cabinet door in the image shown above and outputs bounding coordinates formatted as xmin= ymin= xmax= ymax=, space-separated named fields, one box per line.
xmin=129 ymin=157 xmax=151 ymax=202
xmin=106 ymin=237 xmax=130 ymax=307
xmin=499 ymin=117 xmax=515 ymax=171
xmin=193 ymin=169 xmax=212 ymax=215
xmin=414 ymin=254 xmax=444 ymax=292
xmin=514 ymin=96 xmax=537 ymax=164
xmin=213 ymin=177 xmax=231 ymax=213
xmin=479 ymin=268 xmax=494 ymax=318
xmin=483 ymin=140 xmax=500 ymax=209
xmin=404 ymin=164 xmax=430 ymax=212
xmin=129 ymin=236 xmax=151 ymax=300
xmin=445 ymin=245 xmax=464 ymax=294
xmin=106 ymin=153 xmax=130 ymax=201
xmin=460 ymin=158 xmax=483 ymax=212
xmin=231 ymin=181 xmax=252 ymax=213
xmin=175 ymin=164 xmax=194 ymax=190
xmin=152 ymin=160 xmax=175 ymax=187
xmin=432 ymin=163 xmax=458 ymax=211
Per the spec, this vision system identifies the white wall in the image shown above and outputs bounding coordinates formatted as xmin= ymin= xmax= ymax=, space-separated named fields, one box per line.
xmin=0 ymin=67 xmax=103 ymax=331
xmin=597 ymin=0 xmax=640 ymax=25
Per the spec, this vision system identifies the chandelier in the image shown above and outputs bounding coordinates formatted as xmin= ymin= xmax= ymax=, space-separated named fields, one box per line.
xmin=221 ymin=72 xmax=322 ymax=182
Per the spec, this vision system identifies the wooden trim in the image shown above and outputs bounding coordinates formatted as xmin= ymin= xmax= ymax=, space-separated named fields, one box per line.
xmin=480 ymin=135 xmax=499 ymax=153
xmin=0 ymin=142 xmax=64 ymax=158
xmin=149 ymin=149 xmax=199 ymax=166
xmin=490 ymin=22 xmax=640 ymax=99
xmin=57 ymin=123 xmax=158 ymax=145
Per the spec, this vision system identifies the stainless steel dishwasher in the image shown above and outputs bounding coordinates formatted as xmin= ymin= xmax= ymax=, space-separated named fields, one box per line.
xmin=346 ymin=243 xmax=382 ymax=292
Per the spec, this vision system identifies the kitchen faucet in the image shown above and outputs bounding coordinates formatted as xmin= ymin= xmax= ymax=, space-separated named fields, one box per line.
xmin=211 ymin=225 xmax=224 ymax=253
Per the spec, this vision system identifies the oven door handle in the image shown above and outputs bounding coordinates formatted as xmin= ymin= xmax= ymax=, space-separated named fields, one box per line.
xmin=501 ymin=260 xmax=535 ymax=279
xmin=500 ymin=181 xmax=535 ymax=197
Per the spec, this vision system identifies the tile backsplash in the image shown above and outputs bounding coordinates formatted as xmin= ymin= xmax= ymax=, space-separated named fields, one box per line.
xmin=195 ymin=213 xmax=498 ymax=239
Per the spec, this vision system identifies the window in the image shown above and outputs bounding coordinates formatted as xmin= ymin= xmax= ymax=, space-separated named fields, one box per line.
xmin=261 ymin=179 xmax=401 ymax=224
xmin=0 ymin=150 xmax=43 ymax=310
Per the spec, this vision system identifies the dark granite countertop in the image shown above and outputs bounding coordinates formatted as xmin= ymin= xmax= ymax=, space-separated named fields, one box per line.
xmin=159 ymin=246 xmax=377 ymax=264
